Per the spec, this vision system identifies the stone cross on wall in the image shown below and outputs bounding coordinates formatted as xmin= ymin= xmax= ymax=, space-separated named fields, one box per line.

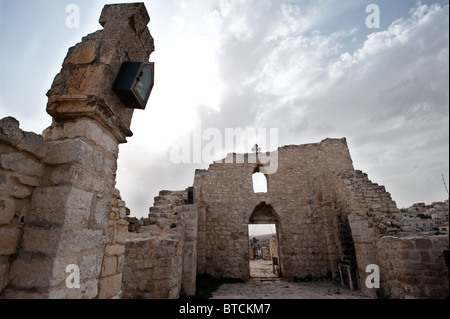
xmin=252 ymin=144 xmax=261 ymax=154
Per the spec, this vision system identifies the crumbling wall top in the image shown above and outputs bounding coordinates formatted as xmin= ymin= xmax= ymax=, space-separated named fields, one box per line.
xmin=46 ymin=2 xmax=154 ymax=143
xmin=99 ymin=3 xmax=150 ymax=32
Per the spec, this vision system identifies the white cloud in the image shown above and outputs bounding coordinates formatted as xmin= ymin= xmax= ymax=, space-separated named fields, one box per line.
xmin=82 ymin=1 xmax=450 ymax=214
xmin=186 ymin=1 xmax=449 ymax=209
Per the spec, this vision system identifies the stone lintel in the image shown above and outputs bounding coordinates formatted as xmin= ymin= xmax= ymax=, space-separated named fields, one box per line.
xmin=47 ymin=95 xmax=133 ymax=143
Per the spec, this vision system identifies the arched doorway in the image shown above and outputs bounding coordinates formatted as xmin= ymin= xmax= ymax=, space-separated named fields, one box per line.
xmin=248 ymin=202 xmax=282 ymax=278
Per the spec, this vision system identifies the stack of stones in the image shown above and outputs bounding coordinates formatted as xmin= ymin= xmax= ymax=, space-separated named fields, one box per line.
xmin=0 ymin=117 xmax=45 ymax=294
xmin=121 ymin=189 xmax=197 ymax=299
xmin=97 ymin=188 xmax=129 ymax=299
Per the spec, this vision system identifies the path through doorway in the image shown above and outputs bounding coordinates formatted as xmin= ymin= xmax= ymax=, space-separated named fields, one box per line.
xmin=248 ymin=223 xmax=280 ymax=278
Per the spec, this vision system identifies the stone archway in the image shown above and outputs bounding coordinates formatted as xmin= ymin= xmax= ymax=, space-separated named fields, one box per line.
xmin=248 ymin=202 xmax=282 ymax=278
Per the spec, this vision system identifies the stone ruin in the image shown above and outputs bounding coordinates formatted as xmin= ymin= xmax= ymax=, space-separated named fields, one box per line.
xmin=121 ymin=189 xmax=197 ymax=298
xmin=0 ymin=3 xmax=154 ymax=298
xmin=0 ymin=3 xmax=448 ymax=299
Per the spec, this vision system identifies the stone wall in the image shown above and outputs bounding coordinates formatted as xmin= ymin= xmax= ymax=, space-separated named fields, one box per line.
xmin=375 ymin=235 xmax=449 ymax=298
xmin=97 ymin=188 xmax=129 ymax=299
xmin=0 ymin=117 xmax=45 ymax=294
xmin=122 ymin=232 xmax=185 ymax=299
xmin=1 ymin=2 xmax=447 ymax=299
xmin=332 ymin=169 xmax=402 ymax=297
xmin=117 ymin=135 xmax=448 ymax=299
xmin=191 ymin=137 xmax=450 ymax=299
xmin=194 ymin=138 xmax=358 ymax=281
xmin=269 ymin=234 xmax=280 ymax=276
xmin=121 ymin=190 xmax=197 ymax=299
xmin=0 ymin=3 xmax=154 ymax=299
xmin=331 ymin=169 xmax=449 ymax=298
xmin=0 ymin=115 xmax=133 ymax=298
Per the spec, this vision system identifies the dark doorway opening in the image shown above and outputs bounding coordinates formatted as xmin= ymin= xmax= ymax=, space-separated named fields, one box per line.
xmin=248 ymin=202 xmax=282 ymax=278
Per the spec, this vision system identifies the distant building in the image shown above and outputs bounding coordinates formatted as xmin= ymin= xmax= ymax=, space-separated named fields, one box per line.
xmin=437 ymin=223 xmax=449 ymax=232
xmin=401 ymin=200 xmax=449 ymax=231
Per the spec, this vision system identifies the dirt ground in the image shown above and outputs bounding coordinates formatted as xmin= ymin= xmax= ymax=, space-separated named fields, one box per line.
xmin=211 ymin=260 xmax=370 ymax=299
xmin=250 ymin=259 xmax=279 ymax=278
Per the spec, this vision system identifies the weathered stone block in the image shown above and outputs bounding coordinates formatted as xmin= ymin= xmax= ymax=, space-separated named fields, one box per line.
xmin=153 ymin=265 xmax=178 ymax=280
xmin=403 ymin=284 xmax=421 ymax=297
xmin=64 ymin=39 xmax=98 ymax=65
xmin=97 ymin=37 xmax=126 ymax=68
xmin=0 ymin=198 xmax=16 ymax=225
xmin=22 ymin=225 xmax=61 ymax=254
xmin=0 ymin=171 xmax=6 ymax=190
xmin=11 ymin=184 xmax=32 ymax=199
xmin=99 ymin=3 xmax=150 ymax=32
xmin=115 ymin=224 xmax=128 ymax=244
xmin=43 ymin=118 xmax=119 ymax=157
xmin=44 ymin=138 xmax=94 ymax=166
xmin=48 ymin=277 xmax=99 ymax=299
xmin=16 ymin=131 xmax=45 ymax=159
xmin=92 ymin=197 xmax=111 ymax=228
xmin=49 ymin=164 xmax=106 ymax=193
xmin=0 ymin=152 xmax=43 ymax=177
xmin=0 ymin=262 xmax=8 ymax=292
xmin=118 ymin=207 xmax=127 ymax=219
xmin=422 ymin=286 xmax=449 ymax=299
xmin=104 ymin=244 xmax=125 ymax=257
xmin=71 ymin=65 xmax=114 ymax=97
xmin=29 ymin=186 xmax=93 ymax=226
xmin=11 ymin=173 xmax=41 ymax=187
xmin=101 ymin=256 xmax=117 ymax=276
xmin=8 ymin=257 xmax=53 ymax=288
xmin=117 ymin=254 xmax=125 ymax=272
xmin=58 ymin=229 xmax=105 ymax=253
xmin=80 ymin=252 xmax=104 ymax=279
xmin=432 ymin=236 xmax=449 ymax=249
xmin=419 ymin=251 xmax=432 ymax=262
xmin=0 ymin=225 xmax=21 ymax=255
xmin=0 ymin=117 xmax=22 ymax=146
xmin=414 ymin=238 xmax=433 ymax=250
xmin=98 ymin=273 xmax=122 ymax=299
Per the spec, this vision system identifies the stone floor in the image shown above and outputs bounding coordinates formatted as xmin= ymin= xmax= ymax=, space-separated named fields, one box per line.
xmin=250 ymin=259 xmax=278 ymax=278
xmin=211 ymin=279 xmax=370 ymax=299
xmin=211 ymin=260 xmax=370 ymax=299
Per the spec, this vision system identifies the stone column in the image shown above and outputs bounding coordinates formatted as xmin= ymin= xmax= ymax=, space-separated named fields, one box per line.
xmin=181 ymin=206 xmax=198 ymax=296
xmin=3 ymin=3 xmax=154 ymax=298
xmin=347 ymin=212 xmax=378 ymax=298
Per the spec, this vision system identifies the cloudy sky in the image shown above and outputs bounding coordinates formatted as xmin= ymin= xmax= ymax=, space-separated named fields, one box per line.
xmin=1 ymin=0 xmax=449 ymax=224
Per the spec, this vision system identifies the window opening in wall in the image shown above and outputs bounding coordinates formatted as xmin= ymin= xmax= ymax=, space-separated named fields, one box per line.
xmin=187 ymin=187 xmax=194 ymax=204
xmin=248 ymin=224 xmax=279 ymax=278
xmin=337 ymin=213 xmax=358 ymax=290
xmin=252 ymin=172 xmax=268 ymax=193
